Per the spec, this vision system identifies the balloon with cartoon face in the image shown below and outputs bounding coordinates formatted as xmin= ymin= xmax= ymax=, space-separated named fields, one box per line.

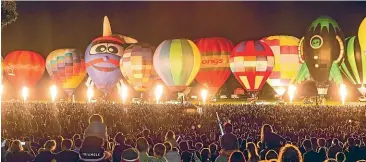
xmin=85 ymin=16 xmax=137 ymax=96
xmin=298 ymin=16 xmax=345 ymax=94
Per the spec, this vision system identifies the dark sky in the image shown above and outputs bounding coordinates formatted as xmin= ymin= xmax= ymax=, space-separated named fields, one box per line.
xmin=1 ymin=1 xmax=366 ymax=101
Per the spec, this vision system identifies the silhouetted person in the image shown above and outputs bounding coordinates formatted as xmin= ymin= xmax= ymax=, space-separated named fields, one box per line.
xmin=54 ymin=139 xmax=79 ymax=162
xmin=303 ymin=139 xmax=321 ymax=162
xmin=113 ymin=132 xmax=132 ymax=162
xmin=260 ymin=124 xmax=285 ymax=152
xmin=34 ymin=140 xmax=56 ymax=162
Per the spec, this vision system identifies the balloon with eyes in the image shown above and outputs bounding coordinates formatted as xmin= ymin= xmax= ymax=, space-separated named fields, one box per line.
xmin=85 ymin=16 xmax=137 ymax=97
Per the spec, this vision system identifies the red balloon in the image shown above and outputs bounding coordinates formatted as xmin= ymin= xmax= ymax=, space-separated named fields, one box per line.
xmin=230 ymin=40 xmax=275 ymax=92
xmin=4 ymin=50 xmax=45 ymax=88
xmin=195 ymin=37 xmax=234 ymax=94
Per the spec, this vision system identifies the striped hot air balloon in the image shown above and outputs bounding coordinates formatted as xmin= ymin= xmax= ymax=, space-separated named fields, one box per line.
xmin=340 ymin=36 xmax=366 ymax=96
xmin=262 ymin=35 xmax=301 ymax=96
xmin=46 ymin=49 xmax=86 ymax=97
xmin=230 ymin=40 xmax=274 ymax=94
xmin=120 ymin=43 xmax=157 ymax=92
xmin=4 ymin=50 xmax=45 ymax=89
xmin=194 ymin=37 xmax=234 ymax=95
xmin=153 ymin=39 xmax=201 ymax=92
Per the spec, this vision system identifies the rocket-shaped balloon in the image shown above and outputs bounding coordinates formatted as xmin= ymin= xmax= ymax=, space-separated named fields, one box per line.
xmin=298 ymin=16 xmax=345 ymax=91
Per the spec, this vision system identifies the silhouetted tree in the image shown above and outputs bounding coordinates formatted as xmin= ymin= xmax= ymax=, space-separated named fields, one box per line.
xmin=1 ymin=1 xmax=18 ymax=28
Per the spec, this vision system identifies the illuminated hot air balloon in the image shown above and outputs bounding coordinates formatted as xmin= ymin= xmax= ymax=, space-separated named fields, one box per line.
xmin=357 ymin=18 xmax=366 ymax=96
xmin=153 ymin=39 xmax=201 ymax=92
xmin=194 ymin=37 xmax=234 ymax=95
xmin=262 ymin=35 xmax=301 ymax=97
xmin=230 ymin=40 xmax=275 ymax=96
xmin=46 ymin=49 xmax=86 ymax=98
xmin=120 ymin=43 xmax=156 ymax=92
xmin=4 ymin=50 xmax=45 ymax=88
xmin=85 ymin=16 xmax=137 ymax=96
xmin=298 ymin=16 xmax=344 ymax=95
xmin=340 ymin=36 xmax=366 ymax=96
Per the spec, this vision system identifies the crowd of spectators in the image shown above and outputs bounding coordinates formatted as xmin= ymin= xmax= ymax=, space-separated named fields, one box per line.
xmin=1 ymin=101 xmax=366 ymax=162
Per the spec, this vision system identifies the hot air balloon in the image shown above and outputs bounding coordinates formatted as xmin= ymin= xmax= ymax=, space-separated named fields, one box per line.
xmin=120 ymin=43 xmax=156 ymax=92
xmin=46 ymin=49 xmax=86 ymax=98
xmin=298 ymin=16 xmax=344 ymax=95
xmin=85 ymin=16 xmax=137 ymax=97
xmin=357 ymin=17 xmax=366 ymax=96
xmin=359 ymin=18 xmax=366 ymax=58
xmin=153 ymin=39 xmax=201 ymax=92
xmin=194 ymin=37 xmax=234 ymax=95
xmin=4 ymin=50 xmax=45 ymax=88
xmin=262 ymin=35 xmax=301 ymax=97
xmin=340 ymin=36 xmax=366 ymax=96
xmin=229 ymin=40 xmax=275 ymax=97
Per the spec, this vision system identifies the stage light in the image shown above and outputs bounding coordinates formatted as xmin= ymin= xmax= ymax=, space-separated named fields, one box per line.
xmin=121 ymin=83 xmax=128 ymax=104
xmin=22 ymin=86 xmax=29 ymax=102
xmin=288 ymin=84 xmax=296 ymax=104
xmin=50 ymin=85 xmax=57 ymax=103
xmin=155 ymin=84 xmax=163 ymax=104
xmin=87 ymin=87 xmax=94 ymax=103
xmin=201 ymin=89 xmax=208 ymax=104
xmin=340 ymin=84 xmax=347 ymax=105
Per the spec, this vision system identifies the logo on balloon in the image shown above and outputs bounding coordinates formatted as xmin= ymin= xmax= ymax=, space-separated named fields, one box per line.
xmin=202 ymin=59 xmax=224 ymax=65
xmin=310 ymin=35 xmax=323 ymax=49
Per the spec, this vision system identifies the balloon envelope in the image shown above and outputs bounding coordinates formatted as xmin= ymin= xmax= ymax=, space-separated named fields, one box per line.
xmin=84 ymin=16 xmax=136 ymax=95
xmin=230 ymin=40 xmax=275 ymax=92
xmin=46 ymin=48 xmax=86 ymax=96
xmin=340 ymin=36 xmax=366 ymax=95
xmin=195 ymin=37 xmax=234 ymax=95
xmin=120 ymin=43 xmax=156 ymax=92
xmin=262 ymin=35 xmax=301 ymax=95
xmin=85 ymin=36 xmax=125 ymax=95
xmin=4 ymin=50 xmax=45 ymax=88
xmin=299 ymin=16 xmax=345 ymax=87
xmin=153 ymin=39 xmax=201 ymax=92
xmin=358 ymin=18 xmax=366 ymax=59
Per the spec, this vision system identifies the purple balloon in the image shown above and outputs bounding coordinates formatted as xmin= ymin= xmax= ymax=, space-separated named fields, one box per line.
xmin=85 ymin=36 xmax=125 ymax=95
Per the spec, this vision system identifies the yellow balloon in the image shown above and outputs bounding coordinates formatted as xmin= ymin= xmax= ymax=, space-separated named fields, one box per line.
xmin=262 ymin=35 xmax=301 ymax=95
xmin=358 ymin=18 xmax=366 ymax=84
xmin=359 ymin=18 xmax=366 ymax=53
xmin=46 ymin=49 xmax=86 ymax=97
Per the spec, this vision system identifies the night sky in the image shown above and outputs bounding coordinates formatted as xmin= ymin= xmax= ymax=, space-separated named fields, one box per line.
xmin=1 ymin=1 xmax=366 ymax=101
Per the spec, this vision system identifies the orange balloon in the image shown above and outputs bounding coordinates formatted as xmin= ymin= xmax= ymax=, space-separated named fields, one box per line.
xmin=4 ymin=50 xmax=45 ymax=88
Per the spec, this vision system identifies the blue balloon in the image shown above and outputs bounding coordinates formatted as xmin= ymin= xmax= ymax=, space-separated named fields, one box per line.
xmin=85 ymin=16 xmax=137 ymax=96
xmin=85 ymin=36 xmax=125 ymax=95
